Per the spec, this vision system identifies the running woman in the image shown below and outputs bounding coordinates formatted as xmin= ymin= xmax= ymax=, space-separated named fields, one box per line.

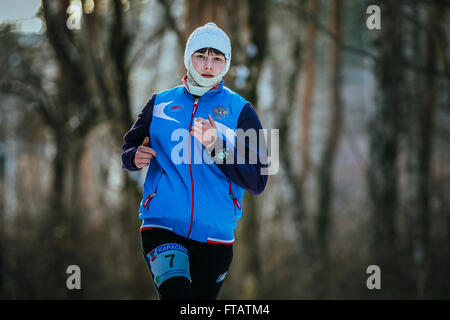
xmin=122 ymin=22 xmax=268 ymax=300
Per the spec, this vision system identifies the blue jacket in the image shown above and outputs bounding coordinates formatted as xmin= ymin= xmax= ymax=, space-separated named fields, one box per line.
xmin=122 ymin=81 xmax=268 ymax=244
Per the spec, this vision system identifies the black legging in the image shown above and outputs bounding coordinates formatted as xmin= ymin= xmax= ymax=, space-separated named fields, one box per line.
xmin=141 ymin=228 xmax=233 ymax=300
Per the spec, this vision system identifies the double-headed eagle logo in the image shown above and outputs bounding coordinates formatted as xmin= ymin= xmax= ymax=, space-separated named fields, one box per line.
xmin=214 ymin=106 xmax=228 ymax=119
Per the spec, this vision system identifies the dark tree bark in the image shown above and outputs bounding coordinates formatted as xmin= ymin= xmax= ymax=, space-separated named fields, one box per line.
xmin=368 ymin=0 xmax=403 ymax=297
xmin=0 ymin=0 xmax=156 ymax=297
xmin=299 ymin=0 xmax=320 ymax=186
xmin=315 ymin=0 xmax=344 ymax=299
xmin=409 ymin=0 xmax=443 ymax=298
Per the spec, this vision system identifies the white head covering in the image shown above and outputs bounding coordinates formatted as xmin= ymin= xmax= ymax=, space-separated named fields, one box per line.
xmin=184 ymin=22 xmax=231 ymax=95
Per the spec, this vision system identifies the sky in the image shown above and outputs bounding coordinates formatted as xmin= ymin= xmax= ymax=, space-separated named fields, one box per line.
xmin=0 ymin=0 xmax=43 ymax=33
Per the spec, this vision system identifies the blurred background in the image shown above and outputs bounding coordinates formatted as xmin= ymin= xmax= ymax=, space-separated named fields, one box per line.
xmin=0 ymin=0 xmax=449 ymax=299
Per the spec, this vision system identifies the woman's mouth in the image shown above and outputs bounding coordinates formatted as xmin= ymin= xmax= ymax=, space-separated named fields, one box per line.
xmin=202 ymin=74 xmax=214 ymax=78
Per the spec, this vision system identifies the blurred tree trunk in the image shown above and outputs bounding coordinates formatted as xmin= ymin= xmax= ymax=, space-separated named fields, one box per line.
xmin=299 ymin=0 xmax=319 ymax=185
xmin=244 ymin=0 xmax=268 ymax=102
xmin=272 ymin=0 xmax=308 ymax=249
xmin=405 ymin=0 xmax=424 ymax=299
xmin=315 ymin=0 xmax=343 ymax=299
xmin=368 ymin=0 xmax=403 ymax=297
xmin=280 ymin=36 xmax=310 ymax=248
xmin=16 ymin=0 xmax=147 ymax=297
xmin=184 ymin=0 xmax=230 ymax=37
xmin=38 ymin=1 xmax=93 ymax=297
xmin=284 ymin=0 xmax=320 ymax=272
xmin=0 ymin=145 xmax=4 ymax=296
xmin=410 ymin=1 xmax=442 ymax=298
xmin=238 ymin=0 xmax=269 ymax=300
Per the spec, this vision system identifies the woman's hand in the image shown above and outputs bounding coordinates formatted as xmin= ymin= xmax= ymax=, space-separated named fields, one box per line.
xmin=191 ymin=114 xmax=217 ymax=148
xmin=134 ymin=136 xmax=157 ymax=168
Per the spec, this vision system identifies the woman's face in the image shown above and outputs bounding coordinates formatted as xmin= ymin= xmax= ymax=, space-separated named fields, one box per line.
xmin=192 ymin=49 xmax=226 ymax=78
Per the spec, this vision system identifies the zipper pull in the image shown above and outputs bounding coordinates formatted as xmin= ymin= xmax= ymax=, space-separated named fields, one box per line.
xmin=143 ymin=192 xmax=156 ymax=209
xmin=229 ymin=182 xmax=241 ymax=210
xmin=229 ymin=194 xmax=241 ymax=210
xmin=192 ymin=98 xmax=199 ymax=115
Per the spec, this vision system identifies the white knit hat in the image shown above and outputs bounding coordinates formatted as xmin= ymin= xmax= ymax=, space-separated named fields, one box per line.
xmin=184 ymin=22 xmax=232 ymax=71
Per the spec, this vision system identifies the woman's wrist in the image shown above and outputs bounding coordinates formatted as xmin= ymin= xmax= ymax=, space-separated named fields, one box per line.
xmin=205 ymin=137 xmax=230 ymax=163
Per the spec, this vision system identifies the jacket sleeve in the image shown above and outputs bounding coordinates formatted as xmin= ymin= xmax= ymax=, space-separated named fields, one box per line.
xmin=207 ymin=103 xmax=269 ymax=195
xmin=121 ymin=95 xmax=156 ymax=171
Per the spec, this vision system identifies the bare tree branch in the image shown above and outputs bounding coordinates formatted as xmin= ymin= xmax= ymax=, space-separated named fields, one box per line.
xmin=275 ymin=1 xmax=450 ymax=79
xmin=127 ymin=24 xmax=166 ymax=70
xmin=157 ymin=0 xmax=185 ymax=49
xmin=41 ymin=1 xmax=84 ymax=84
xmin=0 ymin=79 xmax=55 ymax=127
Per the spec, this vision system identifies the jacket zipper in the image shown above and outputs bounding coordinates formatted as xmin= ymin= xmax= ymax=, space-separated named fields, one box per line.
xmin=187 ymin=97 xmax=199 ymax=237
xmin=143 ymin=169 xmax=164 ymax=211
xmin=229 ymin=182 xmax=241 ymax=222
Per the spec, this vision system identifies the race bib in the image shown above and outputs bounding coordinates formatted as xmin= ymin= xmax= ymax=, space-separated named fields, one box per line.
xmin=146 ymin=243 xmax=191 ymax=288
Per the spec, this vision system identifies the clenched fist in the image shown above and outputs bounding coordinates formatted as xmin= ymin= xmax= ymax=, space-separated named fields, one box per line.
xmin=133 ymin=137 xmax=157 ymax=169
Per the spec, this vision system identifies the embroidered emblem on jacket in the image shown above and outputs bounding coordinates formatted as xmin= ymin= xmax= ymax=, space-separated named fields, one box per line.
xmin=214 ymin=106 xmax=228 ymax=119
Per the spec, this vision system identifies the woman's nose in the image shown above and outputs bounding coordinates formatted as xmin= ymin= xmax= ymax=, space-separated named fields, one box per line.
xmin=205 ymin=58 xmax=213 ymax=69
